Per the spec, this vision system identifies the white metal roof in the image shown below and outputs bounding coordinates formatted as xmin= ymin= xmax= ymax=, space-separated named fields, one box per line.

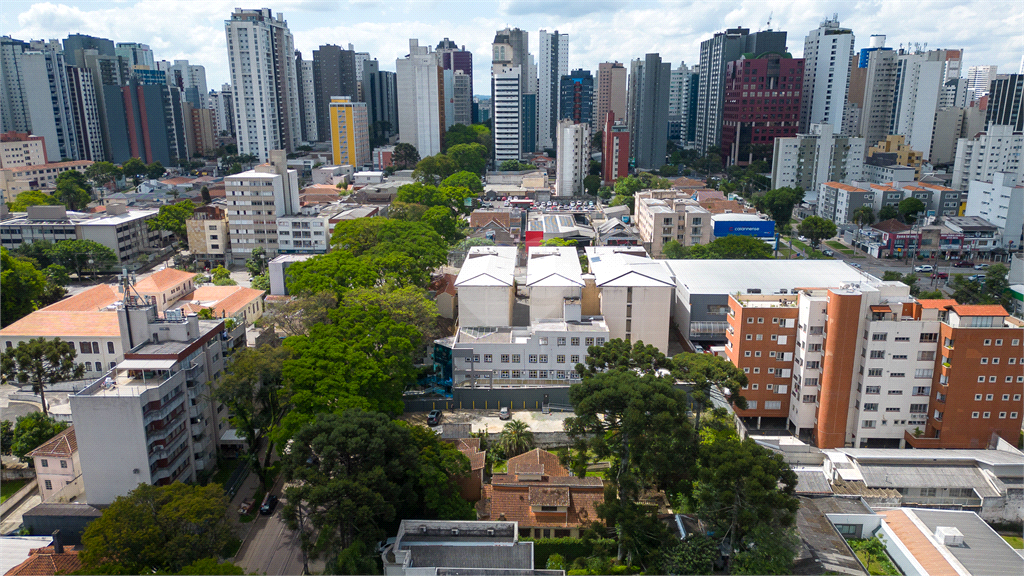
xmin=454 ymin=246 xmax=517 ymax=287
xmin=118 ymin=359 xmax=177 ymax=370
xmin=585 ymin=247 xmax=675 ymax=288
xmin=666 ymin=259 xmax=878 ymax=295
xmin=526 ymin=246 xmax=583 ymax=287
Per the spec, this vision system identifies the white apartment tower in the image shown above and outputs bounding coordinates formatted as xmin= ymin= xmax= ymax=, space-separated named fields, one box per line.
xmin=951 ymin=125 xmax=1024 ymax=189
xmin=492 ymin=30 xmax=525 ymax=163
xmin=158 ymin=59 xmax=209 ymax=106
xmin=224 ymin=150 xmax=300 ymax=261
xmin=668 ymin=62 xmax=697 ymax=146
xmin=208 ymin=83 xmax=234 ymax=138
xmin=856 ymin=40 xmax=898 ymax=147
xmin=800 ymin=17 xmax=854 ymax=133
xmin=224 ymin=8 xmax=302 ymax=161
xmin=538 ymin=30 xmax=569 ymax=150
xmin=555 ymin=120 xmax=590 ymax=197
xmin=967 ymin=65 xmax=998 ymax=101
xmin=299 ymin=58 xmax=319 ymax=142
xmin=771 ymin=123 xmax=865 ymax=196
xmin=890 ymin=49 xmax=963 ymax=161
xmin=396 ymin=39 xmax=445 ymax=158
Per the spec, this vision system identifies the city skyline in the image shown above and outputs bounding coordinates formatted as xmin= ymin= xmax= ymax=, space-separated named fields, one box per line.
xmin=3 ymin=0 xmax=1022 ymax=96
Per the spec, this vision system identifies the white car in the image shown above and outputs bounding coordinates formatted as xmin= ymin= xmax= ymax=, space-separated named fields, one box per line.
xmin=913 ymin=265 xmax=934 ymax=273
xmin=973 ymin=263 xmax=990 ymax=270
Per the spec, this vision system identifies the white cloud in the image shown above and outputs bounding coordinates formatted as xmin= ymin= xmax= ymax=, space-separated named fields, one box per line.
xmin=2 ymin=0 xmax=1020 ymax=95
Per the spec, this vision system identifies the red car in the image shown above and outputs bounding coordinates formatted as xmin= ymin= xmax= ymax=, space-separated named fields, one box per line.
xmin=953 ymin=261 xmax=974 ymax=268
xmin=931 ymin=272 xmax=949 ymax=279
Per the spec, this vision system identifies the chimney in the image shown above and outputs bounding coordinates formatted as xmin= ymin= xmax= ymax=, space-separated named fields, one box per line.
xmin=52 ymin=530 xmax=64 ymax=554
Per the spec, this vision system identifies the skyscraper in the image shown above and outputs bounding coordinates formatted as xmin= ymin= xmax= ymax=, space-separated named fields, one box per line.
xmin=158 ymin=60 xmax=209 ymax=108
xmin=208 ymin=83 xmax=234 ymax=139
xmin=985 ymin=74 xmax=1023 ymax=131
xmin=967 ymin=65 xmax=998 ymax=101
xmin=66 ymin=65 xmax=105 ymax=161
xmin=0 ymin=38 xmax=79 ymax=161
xmin=104 ymin=78 xmax=187 ymax=166
xmin=115 ymin=42 xmax=155 ymax=69
xmin=851 ymin=38 xmax=898 ymax=146
xmin=696 ymin=27 xmax=787 ymax=153
xmin=555 ymin=119 xmax=590 ymax=196
xmin=61 ymin=33 xmax=114 ymax=66
xmin=224 ymin=7 xmax=302 ymax=160
xmin=538 ymin=30 xmax=568 ymax=150
xmin=295 ymin=52 xmax=318 ymax=143
xmin=602 ymin=111 xmax=629 ymax=184
xmin=313 ymin=44 xmax=358 ymax=143
xmin=721 ymin=53 xmax=803 ymax=166
xmin=396 ymin=39 xmax=445 ymax=158
xmin=492 ymin=29 xmax=527 ymax=162
xmin=668 ymin=62 xmax=699 ymax=146
xmin=890 ymin=49 xmax=963 ymax=160
xmin=329 ymin=97 xmax=370 ymax=168
xmin=437 ymin=39 xmax=473 ymax=126
xmin=627 ymin=53 xmax=671 ymax=170
xmin=559 ymin=69 xmax=593 ymax=126
xmin=362 ymin=59 xmax=398 ymax=147
xmin=595 ymin=62 xmax=627 ymax=135
xmin=800 ymin=17 xmax=854 ymax=133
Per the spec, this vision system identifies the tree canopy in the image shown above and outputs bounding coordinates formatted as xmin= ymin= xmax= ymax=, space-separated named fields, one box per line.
xmin=446 ymin=143 xmax=488 ymax=176
xmin=79 ymin=483 xmax=234 ymax=574
xmin=797 ymin=216 xmax=838 ymax=248
xmin=47 ymin=239 xmax=117 ymax=278
xmin=440 ymin=170 xmax=484 ymax=195
xmin=0 ymin=337 xmax=84 ymax=416
xmin=52 ymin=176 xmax=92 ymax=211
xmin=897 ymin=197 xmax=926 ymax=224
xmin=662 ymin=235 xmax=773 ymax=260
xmin=150 ymin=202 xmax=195 ymax=244
xmin=852 ymin=205 xmax=875 ymax=229
xmin=444 ymin=123 xmax=491 ymax=154
xmin=413 ymin=154 xmax=458 ymax=183
xmin=391 ymin=143 xmax=420 ymax=170
xmin=498 ymin=159 xmax=537 ymax=172
xmin=878 ymin=205 xmax=899 ymax=221
xmin=325 ymin=218 xmax=448 ymax=288
xmin=85 ymin=161 xmax=123 ymax=191
xmin=1 ymin=247 xmax=47 ymax=326
xmin=8 ymin=412 xmax=68 ymax=462
xmin=753 ymin=187 xmax=803 ymax=233
xmin=8 ymin=190 xmax=61 ymax=211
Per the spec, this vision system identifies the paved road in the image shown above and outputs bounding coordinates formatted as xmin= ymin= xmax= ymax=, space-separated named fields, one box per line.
xmin=234 ymin=493 xmax=308 ymax=576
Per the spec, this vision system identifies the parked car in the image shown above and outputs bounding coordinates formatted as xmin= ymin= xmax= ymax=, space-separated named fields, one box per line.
xmin=499 ymin=406 xmax=511 ymax=420
xmin=973 ymin=263 xmax=990 ymax=270
xmin=914 ymin=265 xmax=934 ymax=273
xmin=427 ymin=409 xmax=443 ymax=426
xmin=954 ymin=260 xmax=974 ymax=268
xmin=931 ymin=271 xmax=949 ymax=279
xmin=967 ymin=274 xmax=987 ymax=283
xmin=259 ymin=494 xmax=278 ymax=515
xmin=822 ymin=249 xmax=835 ymax=257
xmin=849 ymin=262 xmax=862 ymax=269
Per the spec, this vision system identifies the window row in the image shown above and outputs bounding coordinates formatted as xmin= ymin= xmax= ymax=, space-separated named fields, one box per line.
xmin=497 ymin=370 xmax=580 ymax=380
xmin=971 ymin=411 xmax=1019 ymax=419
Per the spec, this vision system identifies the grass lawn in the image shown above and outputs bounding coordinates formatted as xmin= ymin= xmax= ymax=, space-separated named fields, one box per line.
xmin=1 ymin=478 xmax=29 ymax=503
xmin=790 ymin=238 xmax=810 ymax=252
xmin=854 ymin=549 xmax=900 ymax=575
xmin=492 ymin=460 xmax=508 ymax=474
xmin=775 ymin=248 xmax=799 ymax=258
xmin=840 ymin=249 xmax=855 ymax=255
xmin=1002 ymin=535 xmax=1023 ymax=549
xmin=826 ymin=240 xmax=847 ymax=250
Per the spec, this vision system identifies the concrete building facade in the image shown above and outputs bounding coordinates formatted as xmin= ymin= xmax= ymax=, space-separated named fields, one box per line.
xmin=554 ymin=120 xmax=589 ymax=197
xmin=0 ymin=132 xmax=47 ymax=168
xmin=770 ymin=123 xmax=865 ymax=195
xmin=627 ymin=53 xmax=671 ymax=170
xmin=537 ymin=30 xmax=567 ymax=150
xmin=224 ymin=150 xmax=300 ymax=261
xmin=595 ymin=62 xmax=627 ymax=136
xmin=396 ymin=39 xmax=445 ymax=159
xmin=951 ymin=125 xmax=1024 ymax=189
xmin=602 ymin=111 xmax=629 ymax=184
xmin=800 ymin=17 xmax=854 ymax=133
xmin=329 ymin=96 xmax=370 ymax=168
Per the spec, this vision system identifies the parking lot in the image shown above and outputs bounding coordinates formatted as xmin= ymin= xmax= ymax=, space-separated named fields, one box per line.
xmin=402 ymin=408 xmax=573 ymax=434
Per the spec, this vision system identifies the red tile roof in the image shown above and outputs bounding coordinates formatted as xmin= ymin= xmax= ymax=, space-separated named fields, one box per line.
xmin=951 ymin=304 xmax=1009 ymax=317
xmin=4 ymin=546 xmax=82 ymax=576
xmin=27 ymin=426 xmax=76 ymax=458
xmin=872 ymin=218 xmax=911 ymax=234
xmin=507 ymin=448 xmax=569 ymax=477
xmin=133 ymin=268 xmax=195 ymax=293
xmin=919 ymin=299 xmax=958 ymax=309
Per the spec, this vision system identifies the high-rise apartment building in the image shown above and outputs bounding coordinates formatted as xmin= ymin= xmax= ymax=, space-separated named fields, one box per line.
xmin=890 ymin=49 xmax=963 ymax=161
xmin=295 ymin=52 xmax=318 ymax=143
xmin=1 ymin=38 xmax=80 ymax=162
xmin=329 ymin=97 xmax=370 ymax=168
xmin=559 ymin=70 xmax=593 ymax=126
xmin=225 ymin=150 xmax=299 ymax=261
xmin=75 ymin=48 xmax=131 ymax=160
xmin=555 ymin=120 xmax=590 ymax=197
xmin=771 ymin=123 xmax=865 ymax=195
xmin=208 ymin=83 xmax=234 ymax=139
xmin=626 ymin=54 xmax=671 ymax=170
xmin=723 ymin=278 xmax=1024 ymax=449
xmin=965 ymin=172 xmax=1024 ymax=249
xmin=668 ymin=62 xmax=699 ymax=146
xmin=721 ymin=53 xmax=803 ymax=166
xmin=951 ymin=125 xmax=1024 ymax=189
xmin=492 ymin=30 xmax=526 ymax=162
xmin=538 ymin=30 xmax=568 ymax=150
xmin=595 ymin=62 xmax=627 ymax=135
xmin=437 ymin=38 xmax=473 ymax=126
xmin=696 ymin=28 xmax=788 ymax=153
xmin=312 ymin=44 xmax=357 ymax=142
xmin=103 ymin=78 xmax=187 ymax=166
xmin=853 ymin=43 xmax=897 ymax=145
xmin=362 ymin=59 xmax=398 ymax=146
xmin=353 ymin=48 xmax=370 ymax=100
xmin=158 ymin=60 xmax=208 ymax=109
xmin=800 ymin=17 xmax=854 ymax=133
xmin=65 ymin=65 xmax=106 ymax=162
xmin=115 ymin=42 xmax=154 ymax=70
xmin=224 ymin=7 xmax=302 ymax=160
xmin=602 ymin=111 xmax=629 ymax=184
xmin=0 ymin=132 xmax=47 ymax=168
xmin=61 ymin=34 xmax=115 ymax=66
xmin=967 ymin=65 xmax=998 ymax=101
xmin=986 ymin=75 xmax=1023 ymax=131
xmin=396 ymin=39 xmax=445 ymax=158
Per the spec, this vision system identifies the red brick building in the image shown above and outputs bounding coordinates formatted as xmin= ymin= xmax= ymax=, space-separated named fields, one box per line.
xmin=602 ymin=111 xmax=629 ymax=185
xmin=721 ymin=53 xmax=803 ymax=166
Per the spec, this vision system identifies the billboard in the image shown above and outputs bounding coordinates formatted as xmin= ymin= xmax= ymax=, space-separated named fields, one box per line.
xmin=713 ymin=219 xmax=775 ymax=239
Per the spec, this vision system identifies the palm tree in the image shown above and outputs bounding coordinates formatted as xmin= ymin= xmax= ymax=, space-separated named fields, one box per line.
xmin=497 ymin=419 xmax=535 ymax=458
xmin=853 ymin=205 xmax=875 ymax=243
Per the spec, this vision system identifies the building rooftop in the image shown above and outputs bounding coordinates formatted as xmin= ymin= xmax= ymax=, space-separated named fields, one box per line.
xmin=667 ymin=259 xmax=877 ymax=296
xmin=133 ymin=267 xmax=194 ymax=293
xmin=2 ymin=160 xmax=92 ymax=174
xmin=919 ymin=299 xmax=958 ymax=309
xmin=456 ymin=317 xmax=609 ymax=344
xmin=822 ymin=181 xmax=868 ymax=192
xmin=0 ymin=310 xmax=120 ymax=338
xmin=26 ymin=426 xmax=77 ymax=459
xmin=3 ymin=544 xmax=82 ymax=576
xmin=794 ymin=496 xmax=870 ymax=576
xmin=945 ymin=216 xmax=998 ymax=231
xmin=909 ymin=508 xmax=1024 ymax=576
xmin=455 ymin=246 xmax=517 ymax=287
xmin=585 ymin=246 xmax=674 ymax=287
xmin=389 ymin=520 xmax=534 ymax=572
xmin=174 ymin=285 xmax=265 ymax=319
xmin=950 ymin=304 xmax=1010 ymax=317
xmin=525 ymin=246 xmax=583 ymax=287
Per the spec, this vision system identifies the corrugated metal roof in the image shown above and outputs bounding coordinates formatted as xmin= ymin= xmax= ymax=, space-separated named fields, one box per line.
xmin=858 ymin=464 xmax=1000 ymax=497
xmin=795 ymin=470 xmax=833 ymax=494
xmin=909 ymin=509 xmax=1024 ymax=576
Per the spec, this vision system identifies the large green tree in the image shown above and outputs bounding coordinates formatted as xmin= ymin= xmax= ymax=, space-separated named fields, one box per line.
xmin=281 ymin=411 xmax=472 ymax=568
xmin=121 ymin=157 xmax=148 ymax=184
xmin=897 ymin=197 xmax=926 ymax=224
xmin=257 ymin=291 xmax=338 ymax=337
xmin=391 ymin=143 xmax=420 ymax=170
xmin=329 ymin=218 xmax=448 ymax=287
xmin=0 ymin=337 xmax=84 ymax=416
xmin=446 ymin=143 xmax=488 ymax=175
xmin=671 ymin=352 xmax=748 ymax=439
xmin=496 ymin=419 xmax=535 ymax=458
xmin=753 ymin=187 xmax=804 ymax=233
xmin=52 ymin=178 xmax=92 ymax=211
xmin=340 ymin=286 xmax=439 ymax=346
xmin=878 ymin=205 xmax=899 ymax=221
xmin=8 ymin=190 xmax=61 ymax=211
xmin=85 ymin=161 xmax=123 ymax=192
xmin=151 ymin=202 xmax=195 ymax=245
xmin=215 ymin=345 xmax=291 ymax=489
xmin=283 ymin=250 xmax=381 ymax=296
xmin=440 ymin=170 xmax=484 ymax=195
xmin=662 ymin=235 xmax=773 ymax=260
xmin=47 ymin=239 xmax=117 ymax=278
xmin=413 ymin=154 xmax=458 ymax=183
xmin=1 ymin=247 xmax=47 ymax=326
xmin=8 ymin=412 xmax=68 ymax=462
xmin=852 ymin=205 xmax=875 ymax=229
xmin=277 ymin=305 xmax=420 ymax=441
xmin=798 ymin=216 xmax=838 ymax=248
xmin=79 ymin=483 xmax=234 ymax=574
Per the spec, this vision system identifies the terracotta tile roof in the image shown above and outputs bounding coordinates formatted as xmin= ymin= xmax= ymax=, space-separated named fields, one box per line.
xmin=133 ymin=268 xmax=195 ymax=293
xmin=456 ymin=437 xmax=481 ymax=452
xmin=40 ymin=285 xmax=119 ymax=312
xmin=0 ymin=311 xmax=120 ymax=338
xmin=951 ymin=304 xmax=1009 ymax=317
xmin=482 ymin=476 xmax=604 ymax=529
xmin=27 ymin=426 xmax=76 ymax=458
xmin=430 ymin=273 xmax=458 ymax=297
xmin=919 ymin=299 xmax=958 ymax=309
xmin=671 ymin=177 xmax=706 ymax=189
xmin=5 ymin=160 xmax=92 ymax=174
xmin=823 ymin=181 xmax=868 ymax=192
xmin=877 ymin=510 xmax=959 ymax=576
xmin=4 ymin=546 xmax=82 ymax=576
xmin=530 ymin=486 xmax=569 ymax=506
xmin=507 ymin=449 xmax=569 ymax=477
xmin=176 ymin=285 xmax=265 ymax=318
xmin=454 ymin=438 xmax=486 ymax=471
xmin=872 ymin=218 xmax=911 ymax=234
xmin=158 ymin=177 xmax=194 ymax=186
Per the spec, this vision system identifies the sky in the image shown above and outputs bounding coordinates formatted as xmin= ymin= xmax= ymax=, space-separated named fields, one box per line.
xmin=3 ymin=0 xmax=1022 ymax=95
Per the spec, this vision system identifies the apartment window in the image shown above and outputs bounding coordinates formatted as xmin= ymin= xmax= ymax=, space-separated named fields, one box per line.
xmin=990 ymin=376 xmax=997 ymax=382
xmin=571 ymin=337 xmax=580 ymax=346
xmin=84 ymin=362 xmax=92 ymax=371
xmin=483 ymin=354 xmax=492 ymax=363
xmin=890 ymin=373 xmax=905 ymax=378
xmin=570 ymin=355 xmax=580 ymax=363
xmin=1015 ymin=395 xmax=1022 ymax=402
xmin=917 ymin=350 xmax=935 ymax=361
xmin=79 ymin=342 xmax=90 ymax=354
xmin=984 ymin=339 xmax=992 ymax=346
xmin=999 ymin=412 xmax=1007 ymax=419
xmin=765 ymin=401 xmax=781 ymax=410
xmin=868 ymin=368 xmax=883 ymax=377
xmin=501 ymin=354 xmax=509 ymax=363
xmin=747 ymin=317 xmax=754 ymax=324
xmin=864 ymin=403 xmax=879 ymax=412
xmin=501 ymin=370 xmax=510 ymax=378
xmin=975 ymin=394 xmax=983 ymax=400
xmin=986 ymin=394 xmax=994 ymax=401
xmin=1012 ymin=412 xmax=1019 ymax=419
xmin=872 ymin=333 xmax=887 ymax=341
xmin=888 ymin=390 xmax=903 ymax=395
xmin=886 ymin=407 xmax=900 ymax=412
xmin=44 ymin=480 xmax=52 ymax=490
xmin=754 ymin=351 xmax=761 ymax=357
xmin=585 ymin=337 xmax=595 ymax=347
xmin=107 ymin=341 xmax=115 ymax=354
xmin=920 ymin=333 xmax=938 ymax=342
xmin=529 ymin=355 xmax=538 ymax=363
xmin=751 ymin=384 xmax=759 ymax=390
xmin=865 ymin=386 xmax=881 ymax=394
xmin=978 ymin=376 xmax=986 ymax=383
xmin=1003 ymin=394 xmax=1011 ymax=401
xmin=983 ymin=412 xmax=991 ymax=418
xmin=511 ymin=354 xmax=521 ymax=363
xmin=995 ymin=339 xmax=1003 ymax=346
xmin=528 ymin=370 xmax=538 ymax=378
xmin=972 ymin=412 xmax=980 ymax=418
xmin=870 ymin=350 xmax=885 ymax=359
xmin=539 ymin=355 xmax=548 ymax=363
xmin=596 ymin=338 xmax=606 ymax=346
xmin=557 ymin=337 xmax=566 ymax=346
xmin=802 ymin=395 xmax=816 ymax=403
xmin=745 ymin=351 xmax=751 ymax=357
xmin=981 ymin=357 xmax=988 ymax=364
xmin=766 ymin=384 xmax=774 ymax=390
xmin=806 ymin=361 xmax=820 ymax=369
xmin=556 ymin=355 xmax=565 ymax=363
xmin=60 ymin=460 xmax=67 ymax=469
xmin=909 ymin=404 xmax=928 ymax=413
xmin=746 ymin=334 xmax=753 ymax=340
xmin=992 ymin=357 xmax=1000 ymax=364
xmin=756 ymin=334 xmax=763 ymax=341
xmin=743 ymin=368 xmax=750 ymax=373
xmin=862 ymin=420 xmax=876 ymax=428
xmin=40 ymin=459 xmax=48 ymax=468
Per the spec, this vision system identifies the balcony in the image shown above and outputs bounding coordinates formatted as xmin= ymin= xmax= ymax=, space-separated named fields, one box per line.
xmin=905 ymin=429 xmax=942 ymax=447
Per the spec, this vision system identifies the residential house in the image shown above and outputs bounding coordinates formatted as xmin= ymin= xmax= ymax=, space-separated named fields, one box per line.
xmin=27 ymin=427 xmax=79 ymax=502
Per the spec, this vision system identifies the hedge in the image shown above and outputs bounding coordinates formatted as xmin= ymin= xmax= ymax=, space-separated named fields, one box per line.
xmin=519 ymin=537 xmax=617 ymax=568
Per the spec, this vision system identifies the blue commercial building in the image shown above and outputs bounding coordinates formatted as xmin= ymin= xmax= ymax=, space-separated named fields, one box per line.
xmin=559 ymin=69 xmax=594 ymax=126
xmin=712 ymin=216 xmax=775 ymax=239
xmin=521 ymin=93 xmax=536 ymax=154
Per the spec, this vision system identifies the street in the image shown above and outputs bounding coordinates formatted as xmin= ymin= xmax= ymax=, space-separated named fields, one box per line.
xmin=233 ymin=485 xmax=311 ymax=575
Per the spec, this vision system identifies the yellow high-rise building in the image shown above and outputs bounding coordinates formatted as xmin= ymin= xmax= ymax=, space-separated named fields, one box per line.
xmin=329 ymin=96 xmax=370 ymax=168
